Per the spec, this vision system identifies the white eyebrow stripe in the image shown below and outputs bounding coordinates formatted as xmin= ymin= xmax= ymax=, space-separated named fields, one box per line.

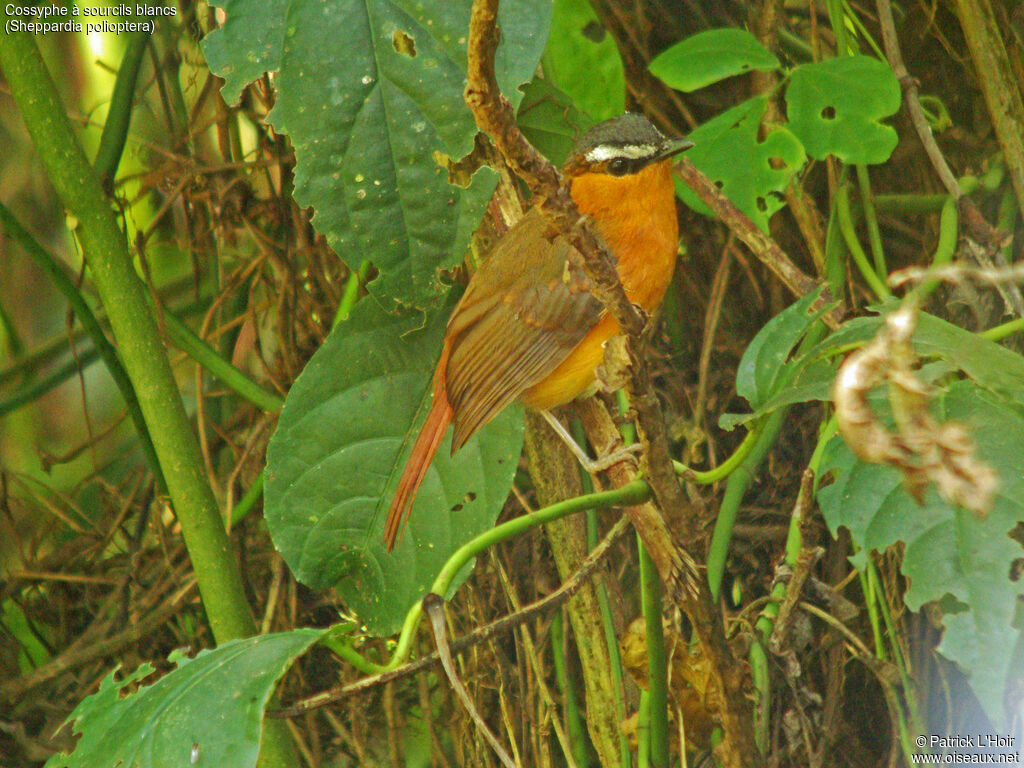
xmin=584 ymin=143 xmax=658 ymax=163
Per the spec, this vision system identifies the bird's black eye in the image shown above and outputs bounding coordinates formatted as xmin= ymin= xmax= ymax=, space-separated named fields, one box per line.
xmin=607 ymin=157 xmax=629 ymax=176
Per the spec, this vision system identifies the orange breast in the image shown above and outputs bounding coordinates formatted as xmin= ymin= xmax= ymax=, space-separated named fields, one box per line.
xmin=521 ymin=159 xmax=679 ymax=410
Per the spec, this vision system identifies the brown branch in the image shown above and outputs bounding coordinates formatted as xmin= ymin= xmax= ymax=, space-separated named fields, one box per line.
xmin=876 ymin=0 xmax=962 ymax=199
xmin=673 ymin=157 xmax=843 ymax=328
xmin=876 ymin=0 xmax=1023 ymax=317
xmin=950 ymin=0 xmax=1024 ymax=226
xmin=464 ymin=2 xmax=762 ymax=762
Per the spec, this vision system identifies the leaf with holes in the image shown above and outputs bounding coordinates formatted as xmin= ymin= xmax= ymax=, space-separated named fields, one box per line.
xmin=676 ymin=94 xmax=805 ymax=232
xmin=202 ymin=0 xmax=550 ymax=307
xmin=541 ymin=0 xmax=624 ymax=121
xmin=818 ymin=382 xmax=1024 ymax=729
xmin=45 ymin=629 xmax=328 ymax=768
xmin=264 ymin=295 xmax=524 ymax=636
xmin=649 ymin=28 xmax=780 ymax=92
xmin=785 ymin=56 xmax=901 ymax=165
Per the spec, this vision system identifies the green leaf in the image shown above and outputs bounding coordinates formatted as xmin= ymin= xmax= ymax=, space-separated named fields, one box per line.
xmin=202 ymin=0 xmax=551 ymax=307
xmin=516 ymin=76 xmax=596 ymax=167
xmin=817 ymin=383 xmax=1024 ymax=729
xmin=2 ymin=598 xmax=51 ymax=670
xmin=719 ymin=358 xmax=837 ymax=430
xmin=786 ymin=56 xmax=901 ymax=165
xmin=45 ymin=629 xmax=328 ymax=768
xmin=803 ymin=311 xmax=1024 ymax=408
xmin=723 ymin=307 xmax=1024 ymax=428
xmin=734 ymin=289 xmax=826 ymax=410
xmin=675 ymin=95 xmax=805 ymax=232
xmin=649 ymin=28 xmax=780 ymax=92
xmin=264 ymin=295 xmax=524 ymax=636
xmin=541 ymin=0 xmax=625 ymax=121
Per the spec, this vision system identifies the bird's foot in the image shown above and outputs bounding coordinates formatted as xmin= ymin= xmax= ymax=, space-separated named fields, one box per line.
xmin=539 ymin=409 xmax=640 ymax=473
xmin=582 ymin=441 xmax=642 ymax=473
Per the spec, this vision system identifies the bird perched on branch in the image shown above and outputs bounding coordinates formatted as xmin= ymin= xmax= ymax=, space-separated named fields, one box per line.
xmin=384 ymin=113 xmax=691 ymax=550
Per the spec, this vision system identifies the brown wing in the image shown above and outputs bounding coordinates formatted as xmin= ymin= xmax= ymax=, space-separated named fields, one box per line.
xmin=445 ymin=209 xmax=602 ymax=451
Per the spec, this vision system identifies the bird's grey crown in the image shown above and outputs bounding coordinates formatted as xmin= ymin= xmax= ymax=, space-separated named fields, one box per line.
xmin=572 ymin=113 xmax=667 ymax=164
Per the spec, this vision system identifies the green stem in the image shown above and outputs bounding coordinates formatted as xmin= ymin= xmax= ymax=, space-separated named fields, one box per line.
xmin=1 ymin=323 xmax=90 ymax=389
xmin=981 ymin=317 xmax=1024 ymax=342
xmin=707 ymin=410 xmax=785 ymax=601
xmin=873 ymin=176 xmax=983 ymax=215
xmin=93 ymin=31 xmax=149 ymax=184
xmin=841 ymin=0 xmax=885 ymax=58
xmin=158 ymin=307 xmax=284 ymax=413
xmin=827 ymin=0 xmax=848 ymax=55
xmin=0 ymin=298 xmax=23 ymax=357
xmin=382 ymin=480 xmax=651 ymax=672
xmin=873 ymin=193 xmax=953 ymax=214
xmin=836 ymin=183 xmax=892 ymax=300
xmin=638 ymin=541 xmax=668 ymax=767
xmin=228 ymin=470 xmax=265 ymax=529
xmin=0 ymin=346 xmax=100 ymax=418
xmin=332 ymin=260 xmax=371 ymax=327
xmin=0 ymin=24 xmax=298 ymax=764
xmin=636 ymin=691 xmax=651 ymax=768
xmin=551 ymin=610 xmax=590 ymax=767
xmin=916 ymin=196 xmax=958 ymax=301
xmin=854 ymin=165 xmax=887 ymax=280
xmin=0 ymin=201 xmax=166 ymax=491
xmin=673 ymin=421 xmax=759 ymax=484
xmin=0 ymin=11 xmax=257 ymax=644
xmin=825 ymin=191 xmax=848 ymax=302
xmin=861 ymin=567 xmax=886 ymax=660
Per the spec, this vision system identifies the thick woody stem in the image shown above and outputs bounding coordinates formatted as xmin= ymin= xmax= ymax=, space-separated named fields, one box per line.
xmin=464 ymin=1 xmax=761 ymax=763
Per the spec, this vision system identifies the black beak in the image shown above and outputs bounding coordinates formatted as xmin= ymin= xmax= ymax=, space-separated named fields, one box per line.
xmin=656 ymin=138 xmax=694 ymax=160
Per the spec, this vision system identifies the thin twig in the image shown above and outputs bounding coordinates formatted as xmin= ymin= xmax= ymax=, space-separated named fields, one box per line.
xmin=673 ymin=157 xmax=842 ymax=327
xmin=0 ymin=581 xmax=196 ymax=703
xmin=425 ymin=593 xmax=517 ymax=768
xmin=876 ymin=0 xmax=1023 ymax=316
xmin=465 ymin=0 xmax=696 ymax=607
xmin=271 ymin=518 xmax=631 ymax=718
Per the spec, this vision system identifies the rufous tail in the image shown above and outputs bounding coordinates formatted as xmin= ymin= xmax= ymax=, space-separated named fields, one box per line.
xmin=383 ymin=378 xmax=453 ymax=551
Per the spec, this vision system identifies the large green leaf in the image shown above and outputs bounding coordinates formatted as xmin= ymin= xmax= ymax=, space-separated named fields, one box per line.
xmin=817 ymin=383 xmax=1024 ymax=729
xmin=786 ymin=56 xmax=901 ymax=165
xmin=676 ymin=95 xmax=805 ymax=232
xmin=649 ymin=28 xmax=780 ymax=92
xmin=516 ymin=76 xmax=596 ymax=167
xmin=541 ymin=0 xmax=624 ymax=121
xmin=264 ymin=295 xmax=524 ymax=636
xmin=202 ymin=0 xmax=551 ymax=306
xmin=45 ymin=629 xmax=328 ymax=768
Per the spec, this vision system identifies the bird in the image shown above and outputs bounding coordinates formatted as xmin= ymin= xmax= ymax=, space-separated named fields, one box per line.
xmin=383 ymin=113 xmax=691 ymax=550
